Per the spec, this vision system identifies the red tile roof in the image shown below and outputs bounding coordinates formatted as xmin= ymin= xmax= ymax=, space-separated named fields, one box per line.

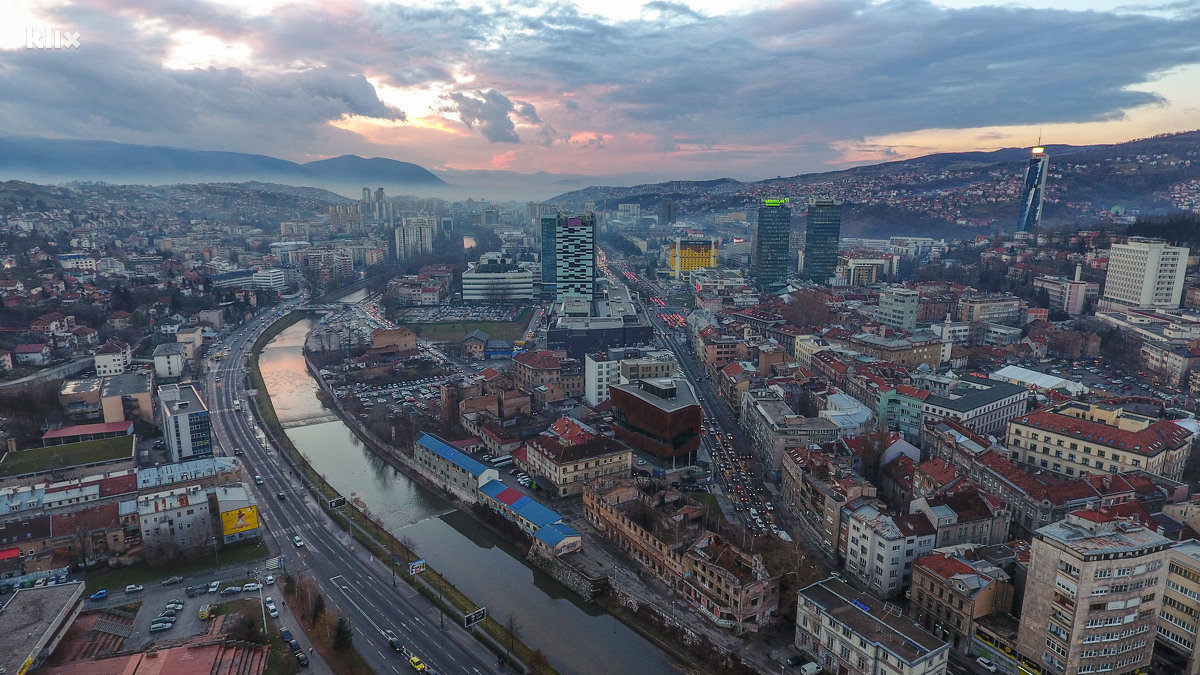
xmin=1015 ymin=409 xmax=1191 ymax=457
xmin=917 ymin=458 xmax=958 ymax=486
xmin=915 ymin=552 xmax=991 ymax=583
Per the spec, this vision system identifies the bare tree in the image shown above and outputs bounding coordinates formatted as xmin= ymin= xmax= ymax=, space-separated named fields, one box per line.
xmin=503 ymin=611 xmax=522 ymax=663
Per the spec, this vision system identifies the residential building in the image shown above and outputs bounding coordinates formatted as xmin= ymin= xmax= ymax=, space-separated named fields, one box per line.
xmin=878 ymin=287 xmax=920 ymax=331
xmin=957 ymin=295 xmax=1023 ymax=325
xmin=542 ymin=212 xmax=597 ymax=301
xmin=93 ymin=339 xmax=131 ymax=377
xmin=741 ymin=388 xmax=839 ymax=474
xmin=910 ymin=551 xmax=1014 ymax=653
xmin=754 ymin=199 xmax=791 ymax=290
xmin=100 ymin=372 xmax=154 ymax=424
xmin=158 ymin=384 xmax=212 ymax=463
xmin=682 ymin=532 xmax=780 ymax=632
xmin=909 ymin=490 xmax=1011 ymax=549
xmin=667 ymin=236 xmax=718 ymax=278
xmin=523 ymin=431 xmax=632 ymax=498
xmin=1006 ymin=401 xmax=1192 ymax=481
xmin=1103 ymin=237 xmax=1189 ymax=310
xmin=803 ymin=197 xmax=842 ymax=285
xmin=842 ymin=500 xmax=938 ymax=597
xmin=609 ymin=378 xmax=703 ymax=466
xmin=1034 ymin=267 xmax=1099 ymax=316
xmin=395 ymin=217 xmax=435 ymax=260
xmin=137 ymin=484 xmax=213 ymax=559
xmin=152 ymin=342 xmax=186 ymax=379
xmin=1015 ymin=509 xmax=1170 ymax=675
xmin=781 ymin=448 xmax=876 ymax=557
xmin=1158 ymin=539 xmax=1200 ymax=673
xmin=584 ymin=346 xmax=678 ymax=407
xmin=795 ymin=579 xmax=950 ymax=675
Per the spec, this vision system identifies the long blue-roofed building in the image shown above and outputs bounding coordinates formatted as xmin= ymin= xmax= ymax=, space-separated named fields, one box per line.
xmin=414 ymin=432 xmax=500 ymax=502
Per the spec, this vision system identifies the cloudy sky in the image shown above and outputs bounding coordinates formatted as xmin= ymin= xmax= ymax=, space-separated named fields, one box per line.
xmin=1 ymin=0 xmax=1198 ymax=181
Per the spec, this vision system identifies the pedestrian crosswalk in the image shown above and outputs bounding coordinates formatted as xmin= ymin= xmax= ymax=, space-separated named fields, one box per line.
xmin=265 ymin=556 xmax=283 ymax=571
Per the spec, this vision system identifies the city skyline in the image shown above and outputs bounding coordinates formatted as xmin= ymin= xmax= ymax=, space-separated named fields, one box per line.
xmin=0 ymin=0 xmax=1198 ymax=183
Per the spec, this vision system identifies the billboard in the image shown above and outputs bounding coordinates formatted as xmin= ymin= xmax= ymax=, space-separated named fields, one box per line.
xmin=221 ymin=506 xmax=259 ymax=536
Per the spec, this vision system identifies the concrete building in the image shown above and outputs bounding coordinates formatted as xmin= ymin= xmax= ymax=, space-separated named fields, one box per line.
xmin=1103 ymin=237 xmax=1189 ymax=310
xmin=584 ymin=346 xmax=678 ymax=407
xmin=252 ymin=267 xmax=288 ymax=294
xmin=682 ymin=532 xmax=780 ymax=632
xmin=1158 ymin=539 xmax=1200 ymax=674
xmin=910 ymin=551 xmax=1013 ymax=653
xmin=1006 ymin=401 xmax=1192 ymax=481
xmin=462 ymin=253 xmax=536 ymax=302
xmin=957 ymin=295 xmax=1023 ymax=325
xmin=920 ymin=375 xmax=1029 ymax=437
xmin=1034 ymin=267 xmax=1099 ymax=316
xmin=781 ymin=448 xmax=876 ymax=557
xmin=152 ymin=342 xmax=186 ymax=379
xmin=100 ymin=372 xmax=155 ymax=424
xmin=667 ymin=236 xmax=718 ymax=278
xmin=540 ymin=212 xmax=597 ymax=301
xmin=213 ymin=482 xmax=262 ymax=545
xmin=1015 ymin=509 xmax=1170 ymax=675
xmin=523 ymin=431 xmax=632 ymax=498
xmin=158 ymin=383 xmax=213 ymax=462
xmin=395 ymin=217 xmax=435 ymax=260
xmin=878 ymin=287 xmax=920 ymax=331
xmin=0 ymin=583 xmax=86 ymax=675
xmin=741 ymin=388 xmax=839 ymax=473
xmin=137 ymin=484 xmax=213 ymax=558
xmin=93 ymin=339 xmax=131 ymax=377
xmin=843 ymin=500 xmax=938 ymax=597
xmin=795 ymin=579 xmax=950 ymax=675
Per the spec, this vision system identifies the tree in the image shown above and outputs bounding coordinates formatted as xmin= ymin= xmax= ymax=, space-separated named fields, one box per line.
xmin=334 ymin=616 xmax=354 ymax=651
xmin=503 ymin=611 xmax=522 ymax=663
xmin=780 ymin=290 xmax=830 ymax=328
xmin=312 ymin=593 xmax=326 ymax=624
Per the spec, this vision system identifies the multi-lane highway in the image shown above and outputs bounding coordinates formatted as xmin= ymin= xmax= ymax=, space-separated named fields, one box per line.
xmin=206 ymin=301 xmax=503 ymax=675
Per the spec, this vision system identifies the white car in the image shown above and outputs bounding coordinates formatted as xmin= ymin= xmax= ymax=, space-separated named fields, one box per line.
xmin=265 ymin=575 xmax=275 ymax=585
xmin=243 ymin=582 xmax=263 ymax=592
xmin=265 ymin=597 xmax=279 ymax=618
xmin=975 ymin=657 xmax=997 ymax=672
xmin=293 ymin=535 xmax=305 ymax=547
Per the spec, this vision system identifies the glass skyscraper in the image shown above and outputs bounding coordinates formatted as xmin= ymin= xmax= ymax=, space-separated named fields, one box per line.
xmin=753 ymin=199 xmax=791 ymax=291
xmin=1017 ymin=146 xmax=1049 ymax=233
xmin=803 ymin=197 xmax=842 ymax=284
xmin=541 ymin=211 xmax=597 ymax=301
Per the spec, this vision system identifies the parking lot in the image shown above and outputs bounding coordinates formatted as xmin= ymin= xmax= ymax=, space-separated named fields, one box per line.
xmin=399 ymin=303 xmax=523 ymax=323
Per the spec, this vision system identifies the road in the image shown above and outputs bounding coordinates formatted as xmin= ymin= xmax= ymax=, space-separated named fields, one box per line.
xmin=207 ymin=300 xmax=504 ymax=675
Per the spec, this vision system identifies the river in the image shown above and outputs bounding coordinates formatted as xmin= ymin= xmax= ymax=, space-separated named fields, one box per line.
xmin=259 ymin=317 xmax=681 ymax=675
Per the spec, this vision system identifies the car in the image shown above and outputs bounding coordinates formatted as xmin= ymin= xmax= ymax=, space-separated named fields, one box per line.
xmin=278 ymin=492 xmax=286 ymax=500
xmin=266 ymin=601 xmax=279 ymax=618
xmin=293 ymin=535 xmax=304 ymax=547
xmin=166 ymin=597 xmax=184 ymax=606
xmin=166 ymin=601 xmax=184 ymax=610
xmin=976 ymin=657 xmax=998 ymax=672
xmin=89 ymin=590 xmax=108 ymax=601
xmin=162 ymin=575 xmax=184 ymax=585
xmin=220 ymin=586 xmax=242 ymax=596
xmin=254 ymin=475 xmax=264 ymax=485
xmin=125 ymin=584 xmax=144 ymax=593
xmin=207 ymin=581 xmax=221 ymax=593
xmin=234 ymin=449 xmax=243 ymax=455
xmin=57 ymin=573 xmax=68 ymax=584
xmin=159 ymin=608 xmax=177 ymax=618
xmin=289 ymin=639 xmax=303 ymax=656
xmin=296 ymin=652 xmax=309 ymax=667
xmin=154 ymin=615 xmax=177 ymax=624
xmin=280 ymin=628 xmax=294 ymax=642
xmin=186 ymin=585 xmax=200 ymax=597
xmin=409 ymin=656 xmax=426 ymax=671
xmin=266 ymin=575 xmax=275 ymax=585
xmin=243 ymin=582 xmax=263 ymax=592
xmin=149 ymin=622 xmax=173 ymax=632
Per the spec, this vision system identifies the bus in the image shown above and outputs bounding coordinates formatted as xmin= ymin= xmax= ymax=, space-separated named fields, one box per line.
xmin=491 ymin=455 xmax=514 ymax=468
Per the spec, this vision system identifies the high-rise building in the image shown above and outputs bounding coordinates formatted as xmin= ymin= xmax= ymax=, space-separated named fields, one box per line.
xmin=1016 ymin=509 xmax=1169 ymax=675
xmin=1102 ymin=237 xmax=1189 ymax=310
xmin=753 ymin=198 xmax=791 ymax=291
xmin=395 ymin=217 xmax=435 ymax=260
xmin=1017 ymin=146 xmax=1049 ymax=233
xmin=877 ymin=286 xmax=919 ymax=330
xmin=803 ymin=197 xmax=842 ymax=285
xmin=657 ymin=199 xmax=677 ymax=225
xmin=667 ymin=236 xmax=718 ymax=278
xmin=158 ymin=384 xmax=213 ymax=463
xmin=1159 ymin=539 xmax=1200 ymax=675
xmin=541 ymin=212 xmax=597 ymax=301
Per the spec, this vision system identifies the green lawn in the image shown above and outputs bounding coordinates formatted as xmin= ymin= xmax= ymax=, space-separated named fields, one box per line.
xmin=0 ymin=435 xmax=134 ymax=477
xmin=404 ymin=319 xmax=527 ymax=342
xmin=82 ymin=540 xmax=269 ymax=592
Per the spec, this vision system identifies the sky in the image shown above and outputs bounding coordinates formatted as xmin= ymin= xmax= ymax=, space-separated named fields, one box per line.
xmin=1 ymin=0 xmax=1198 ymax=182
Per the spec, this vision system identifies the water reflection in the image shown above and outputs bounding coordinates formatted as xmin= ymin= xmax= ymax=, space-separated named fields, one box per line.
xmin=260 ymin=320 xmax=680 ymax=675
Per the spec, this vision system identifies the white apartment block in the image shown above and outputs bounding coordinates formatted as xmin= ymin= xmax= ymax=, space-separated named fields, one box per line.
xmin=137 ymin=484 xmax=212 ymax=553
xmin=1103 ymin=237 xmax=1188 ymax=310
xmin=843 ymin=500 xmax=938 ymax=598
xmin=1159 ymin=539 xmax=1200 ymax=674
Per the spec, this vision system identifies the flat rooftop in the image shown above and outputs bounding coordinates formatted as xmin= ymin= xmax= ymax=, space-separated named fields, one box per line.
xmin=0 ymin=583 xmax=84 ymax=674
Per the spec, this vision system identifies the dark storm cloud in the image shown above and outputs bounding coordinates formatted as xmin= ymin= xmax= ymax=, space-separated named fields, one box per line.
xmin=443 ymin=89 xmax=522 ymax=143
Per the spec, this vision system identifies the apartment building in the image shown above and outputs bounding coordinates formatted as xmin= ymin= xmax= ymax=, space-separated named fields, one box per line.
xmin=682 ymin=532 xmax=780 ymax=632
xmin=909 ymin=489 xmax=1011 ymax=549
xmin=1158 ymin=539 xmax=1200 ymax=674
xmin=842 ymin=499 xmax=938 ymax=598
xmin=1006 ymin=401 xmax=1192 ymax=481
xmin=523 ymin=433 xmax=631 ymax=498
xmin=1102 ymin=237 xmax=1188 ymax=310
xmin=158 ymin=383 xmax=212 ymax=463
xmin=957 ymin=295 xmax=1023 ymax=325
xmin=920 ymin=375 xmax=1029 ymax=437
xmin=742 ymin=388 xmax=838 ymax=473
xmin=910 ymin=551 xmax=1014 ymax=653
xmin=795 ymin=579 xmax=950 ymax=675
xmin=1015 ymin=509 xmax=1170 ymax=675
xmin=781 ymin=448 xmax=877 ymax=557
